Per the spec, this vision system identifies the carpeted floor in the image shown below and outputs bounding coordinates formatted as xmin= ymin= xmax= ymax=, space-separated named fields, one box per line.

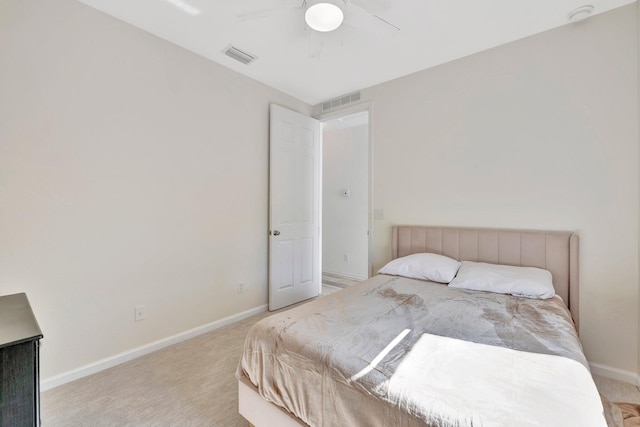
xmin=42 ymin=310 xmax=270 ymax=427
xmin=595 ymin=376 xmax=640 ymax=405
xmin=595 ymin=376 xmax=640 ymax=426
xmin=42 ymin=277 xmax=640 ymax=426
xmin=321 ymin=272 xmax=358 ymax=295
xmin=42 ymin=278 xmax=358 ymax=426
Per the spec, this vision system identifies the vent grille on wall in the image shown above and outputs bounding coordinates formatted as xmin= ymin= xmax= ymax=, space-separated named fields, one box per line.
xmin=223 ymin=45 xmax=257 ymax=65
xmin=321 ymin=92 xmax=361 ymax=112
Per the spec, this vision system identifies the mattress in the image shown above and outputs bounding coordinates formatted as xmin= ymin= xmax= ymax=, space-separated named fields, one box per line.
xmin=237 ymin=274 xmax=606 ymax=426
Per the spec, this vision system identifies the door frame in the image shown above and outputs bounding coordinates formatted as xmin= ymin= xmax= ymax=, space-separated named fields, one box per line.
xmin=315 ymin=101 xmax=374 ymax=278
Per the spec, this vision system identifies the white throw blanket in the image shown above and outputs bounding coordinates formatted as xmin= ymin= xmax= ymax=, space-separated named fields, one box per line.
xmin=383 ymin=333 xmax=606 ymax=427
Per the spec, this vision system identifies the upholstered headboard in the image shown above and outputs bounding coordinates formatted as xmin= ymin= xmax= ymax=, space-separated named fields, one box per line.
xmin=391 ymin=225 xmax=580 ymax=331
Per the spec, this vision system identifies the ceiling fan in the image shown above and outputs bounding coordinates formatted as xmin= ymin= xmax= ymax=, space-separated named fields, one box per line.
xmin=237 ymin=0 xmax=400 ymax=59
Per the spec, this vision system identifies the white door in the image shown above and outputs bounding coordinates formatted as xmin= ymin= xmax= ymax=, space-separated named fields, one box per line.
xmin=269 ymin=104 xmax=321 ymax=311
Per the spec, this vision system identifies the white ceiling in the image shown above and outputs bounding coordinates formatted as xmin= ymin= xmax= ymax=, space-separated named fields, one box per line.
xmin=77 ymin=0 xmax=635 ymax=105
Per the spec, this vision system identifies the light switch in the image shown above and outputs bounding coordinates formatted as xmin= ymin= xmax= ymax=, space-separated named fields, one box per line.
xmin=374 ymin=208 xmax=384 ymax=220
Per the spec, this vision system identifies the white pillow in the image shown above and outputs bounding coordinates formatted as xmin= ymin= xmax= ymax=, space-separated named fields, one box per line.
xmin=378 ymin=253 xmax=461 ymax=284
xmin=448 ymin=261 xmax=555 ymax=299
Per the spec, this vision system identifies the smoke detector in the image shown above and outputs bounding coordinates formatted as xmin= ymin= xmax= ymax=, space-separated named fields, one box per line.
xmin=567 ymin=5 xmax=594 ymax=23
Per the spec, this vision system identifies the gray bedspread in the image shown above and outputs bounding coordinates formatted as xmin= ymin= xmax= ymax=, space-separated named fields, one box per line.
xmin=238 ymin=274 xmax=605 ymax=426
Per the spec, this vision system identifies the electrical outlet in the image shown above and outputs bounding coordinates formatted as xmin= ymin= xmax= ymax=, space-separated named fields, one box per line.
xmin=135 ymin=305 xmax=147 ymax=322
xmin=237 ymin=283 xmax=245 ymax=294
xmin=343 ymin=254 xmax=350 ymax=262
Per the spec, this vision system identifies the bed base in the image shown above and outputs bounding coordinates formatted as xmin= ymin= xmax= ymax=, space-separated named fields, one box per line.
xmin=238 ymin=378 xmax=306 ymax=427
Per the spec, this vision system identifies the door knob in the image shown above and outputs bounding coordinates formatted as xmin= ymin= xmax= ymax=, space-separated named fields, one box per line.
xmin=272 ymin=230 xmax=280 ymax=236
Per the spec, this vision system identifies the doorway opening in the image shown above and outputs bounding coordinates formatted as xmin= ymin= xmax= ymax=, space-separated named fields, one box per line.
xmin=321 ymin=110 xmax=370 ymax=284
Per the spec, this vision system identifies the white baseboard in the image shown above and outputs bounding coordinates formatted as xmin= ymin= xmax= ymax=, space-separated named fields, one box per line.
xmin=590 ymin=362 xmax=640 ymax=385
xmin=322 ymin=269 xmax=367 ymax=282
xmin=41 ymin=304 xmax=268 ymax=392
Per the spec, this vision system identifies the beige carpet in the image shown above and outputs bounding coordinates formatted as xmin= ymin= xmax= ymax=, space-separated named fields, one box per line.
xmin=42 ymin=279 xmax=356 ymax=427
xmin=321 ymin=273 xmax=359 ymax=296
xmin=595 ymin=376 xmax=640 ymax=405
xmin=42 ymin=279 xmax=640 ymax=426
xmin=595 ymin=376 xmax=640 ymax=427
xmin=42 ymin=310 xmax=272 ymax=427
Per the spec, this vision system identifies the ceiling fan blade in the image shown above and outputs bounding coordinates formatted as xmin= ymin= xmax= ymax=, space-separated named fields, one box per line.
xmin=345 ymin=1 xmax=400 ymax=37
xmin=349 ymin=0 xmax=394 ymax=14
xmin=236 ymin=0 xmax=303 ymax=21
xmin=307 ymin=28 xmax=325 ymax=60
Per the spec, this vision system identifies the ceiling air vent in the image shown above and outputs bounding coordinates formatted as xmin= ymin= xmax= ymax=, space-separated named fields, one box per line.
xmin=321 ymin=91 xmax=361 ymax=112
xmin=223 ymin=45 xmax=257 ymax=65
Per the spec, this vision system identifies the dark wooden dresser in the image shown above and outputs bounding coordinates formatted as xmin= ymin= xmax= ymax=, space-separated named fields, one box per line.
xmin=0 ymin=293 xmax=43 ymax=427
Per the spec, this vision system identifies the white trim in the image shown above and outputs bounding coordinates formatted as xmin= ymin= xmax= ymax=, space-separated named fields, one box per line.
xmin=41 ymin=304 xmax=268 ymax=391
xmin=590 ymin=362 xmax=640 ymax=385
xmin=322 ymin=269 xmax=367 ymax=282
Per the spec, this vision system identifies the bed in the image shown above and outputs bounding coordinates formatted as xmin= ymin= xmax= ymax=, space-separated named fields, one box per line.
xmin=236 ymin=225 xmax=606 ymax=426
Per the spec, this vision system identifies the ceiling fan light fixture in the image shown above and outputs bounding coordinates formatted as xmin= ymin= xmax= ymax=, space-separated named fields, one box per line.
xmin=305 ymin=0 xmax=344 ymax=32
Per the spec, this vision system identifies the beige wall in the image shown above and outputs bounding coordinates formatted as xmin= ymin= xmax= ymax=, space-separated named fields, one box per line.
xmin=0 ymin=0 xmax=311 ymax=379
xmin=354 ymin=5 xmax=638 ymax=373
